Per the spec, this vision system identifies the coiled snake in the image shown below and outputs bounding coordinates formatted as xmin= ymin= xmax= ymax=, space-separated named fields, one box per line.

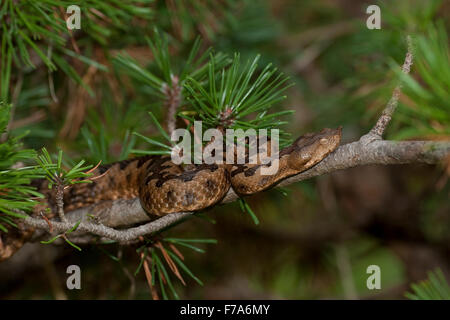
xmin=60 ymin=127 xmax=342 ymax=218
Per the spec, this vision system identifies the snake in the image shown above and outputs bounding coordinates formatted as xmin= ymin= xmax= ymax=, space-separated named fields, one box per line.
xmin=0 ymin=127 xmax=341 ymax=261
xmin=60 ymin=127 xmax=342 ymax=218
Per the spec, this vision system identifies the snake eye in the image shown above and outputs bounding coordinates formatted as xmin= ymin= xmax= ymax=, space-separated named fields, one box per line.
xmin=319 ymin=138 xmax=328 ymax=145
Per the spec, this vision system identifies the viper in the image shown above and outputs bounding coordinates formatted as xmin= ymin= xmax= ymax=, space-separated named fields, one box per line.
xmin=59 ymin=127 xmax=342 ymax=218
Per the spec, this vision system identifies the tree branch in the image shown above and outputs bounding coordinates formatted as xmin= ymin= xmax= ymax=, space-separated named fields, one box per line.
xmin=25 ymin=211 xmax=191 ymax=243
xmin=23 ymin=138 xmax=450 ymax=243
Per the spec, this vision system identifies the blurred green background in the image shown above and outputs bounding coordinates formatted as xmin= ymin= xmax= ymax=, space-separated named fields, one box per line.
xmin=0 ymin=0 xmax=449 ymax=299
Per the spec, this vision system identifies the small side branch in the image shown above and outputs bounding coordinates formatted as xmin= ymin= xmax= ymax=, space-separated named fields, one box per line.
xmin=25 ymin=211 xmax=191 ymax=243
xmin=55 ymin=179 xmax=68 ymax=223
xmin=163 ymin=75 xmax=182 ymax=135
xmin=369 ymin=35 xmax=413 ymax=138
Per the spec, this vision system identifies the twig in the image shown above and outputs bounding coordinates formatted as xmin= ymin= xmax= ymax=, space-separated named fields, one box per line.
xmin=55 ymin=177 xmax=68 ymax=223
xmin=162 ymin=75 xmax=182 ymax=135
xmin=369 ymin=35 xmax=413 ymax=138
xmin=24 ymin=211 xmax=192 ymax=243
xmin=40 ymin=212 xmax=53 ymax=233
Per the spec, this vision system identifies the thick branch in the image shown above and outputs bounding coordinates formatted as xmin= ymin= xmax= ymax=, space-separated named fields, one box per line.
xmin=277 ymin=139 xmax=448 ymax=188
xmin=24 ymin=138 xmax=450 ymax=243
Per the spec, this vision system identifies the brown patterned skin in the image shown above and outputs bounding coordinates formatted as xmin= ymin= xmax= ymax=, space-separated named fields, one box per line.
xmin=61 ymin=127 xmax=341 ymax=217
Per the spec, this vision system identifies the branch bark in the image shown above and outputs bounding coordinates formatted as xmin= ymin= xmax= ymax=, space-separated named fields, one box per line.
xmin=163 ymin=75 xmax=181 ymax=135
xmin=369 ymin=35 xmax=413 ymax=137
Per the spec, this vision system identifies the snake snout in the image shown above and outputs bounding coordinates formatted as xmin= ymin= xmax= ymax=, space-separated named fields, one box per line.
xmin=288 ymin=127 xmax=342 ymax=171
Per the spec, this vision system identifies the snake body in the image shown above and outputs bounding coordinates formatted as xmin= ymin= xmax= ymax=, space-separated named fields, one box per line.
xmin=60 ymin=127 xmax=342 ymax=218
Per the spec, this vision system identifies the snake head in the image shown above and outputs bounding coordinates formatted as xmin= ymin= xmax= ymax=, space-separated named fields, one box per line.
xmin=287 ymin=127 xmax=342 ymax=170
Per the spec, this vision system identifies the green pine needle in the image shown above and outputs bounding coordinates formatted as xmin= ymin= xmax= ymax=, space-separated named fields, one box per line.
xmin=405 ymin=269 xmax=450 ymax=300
